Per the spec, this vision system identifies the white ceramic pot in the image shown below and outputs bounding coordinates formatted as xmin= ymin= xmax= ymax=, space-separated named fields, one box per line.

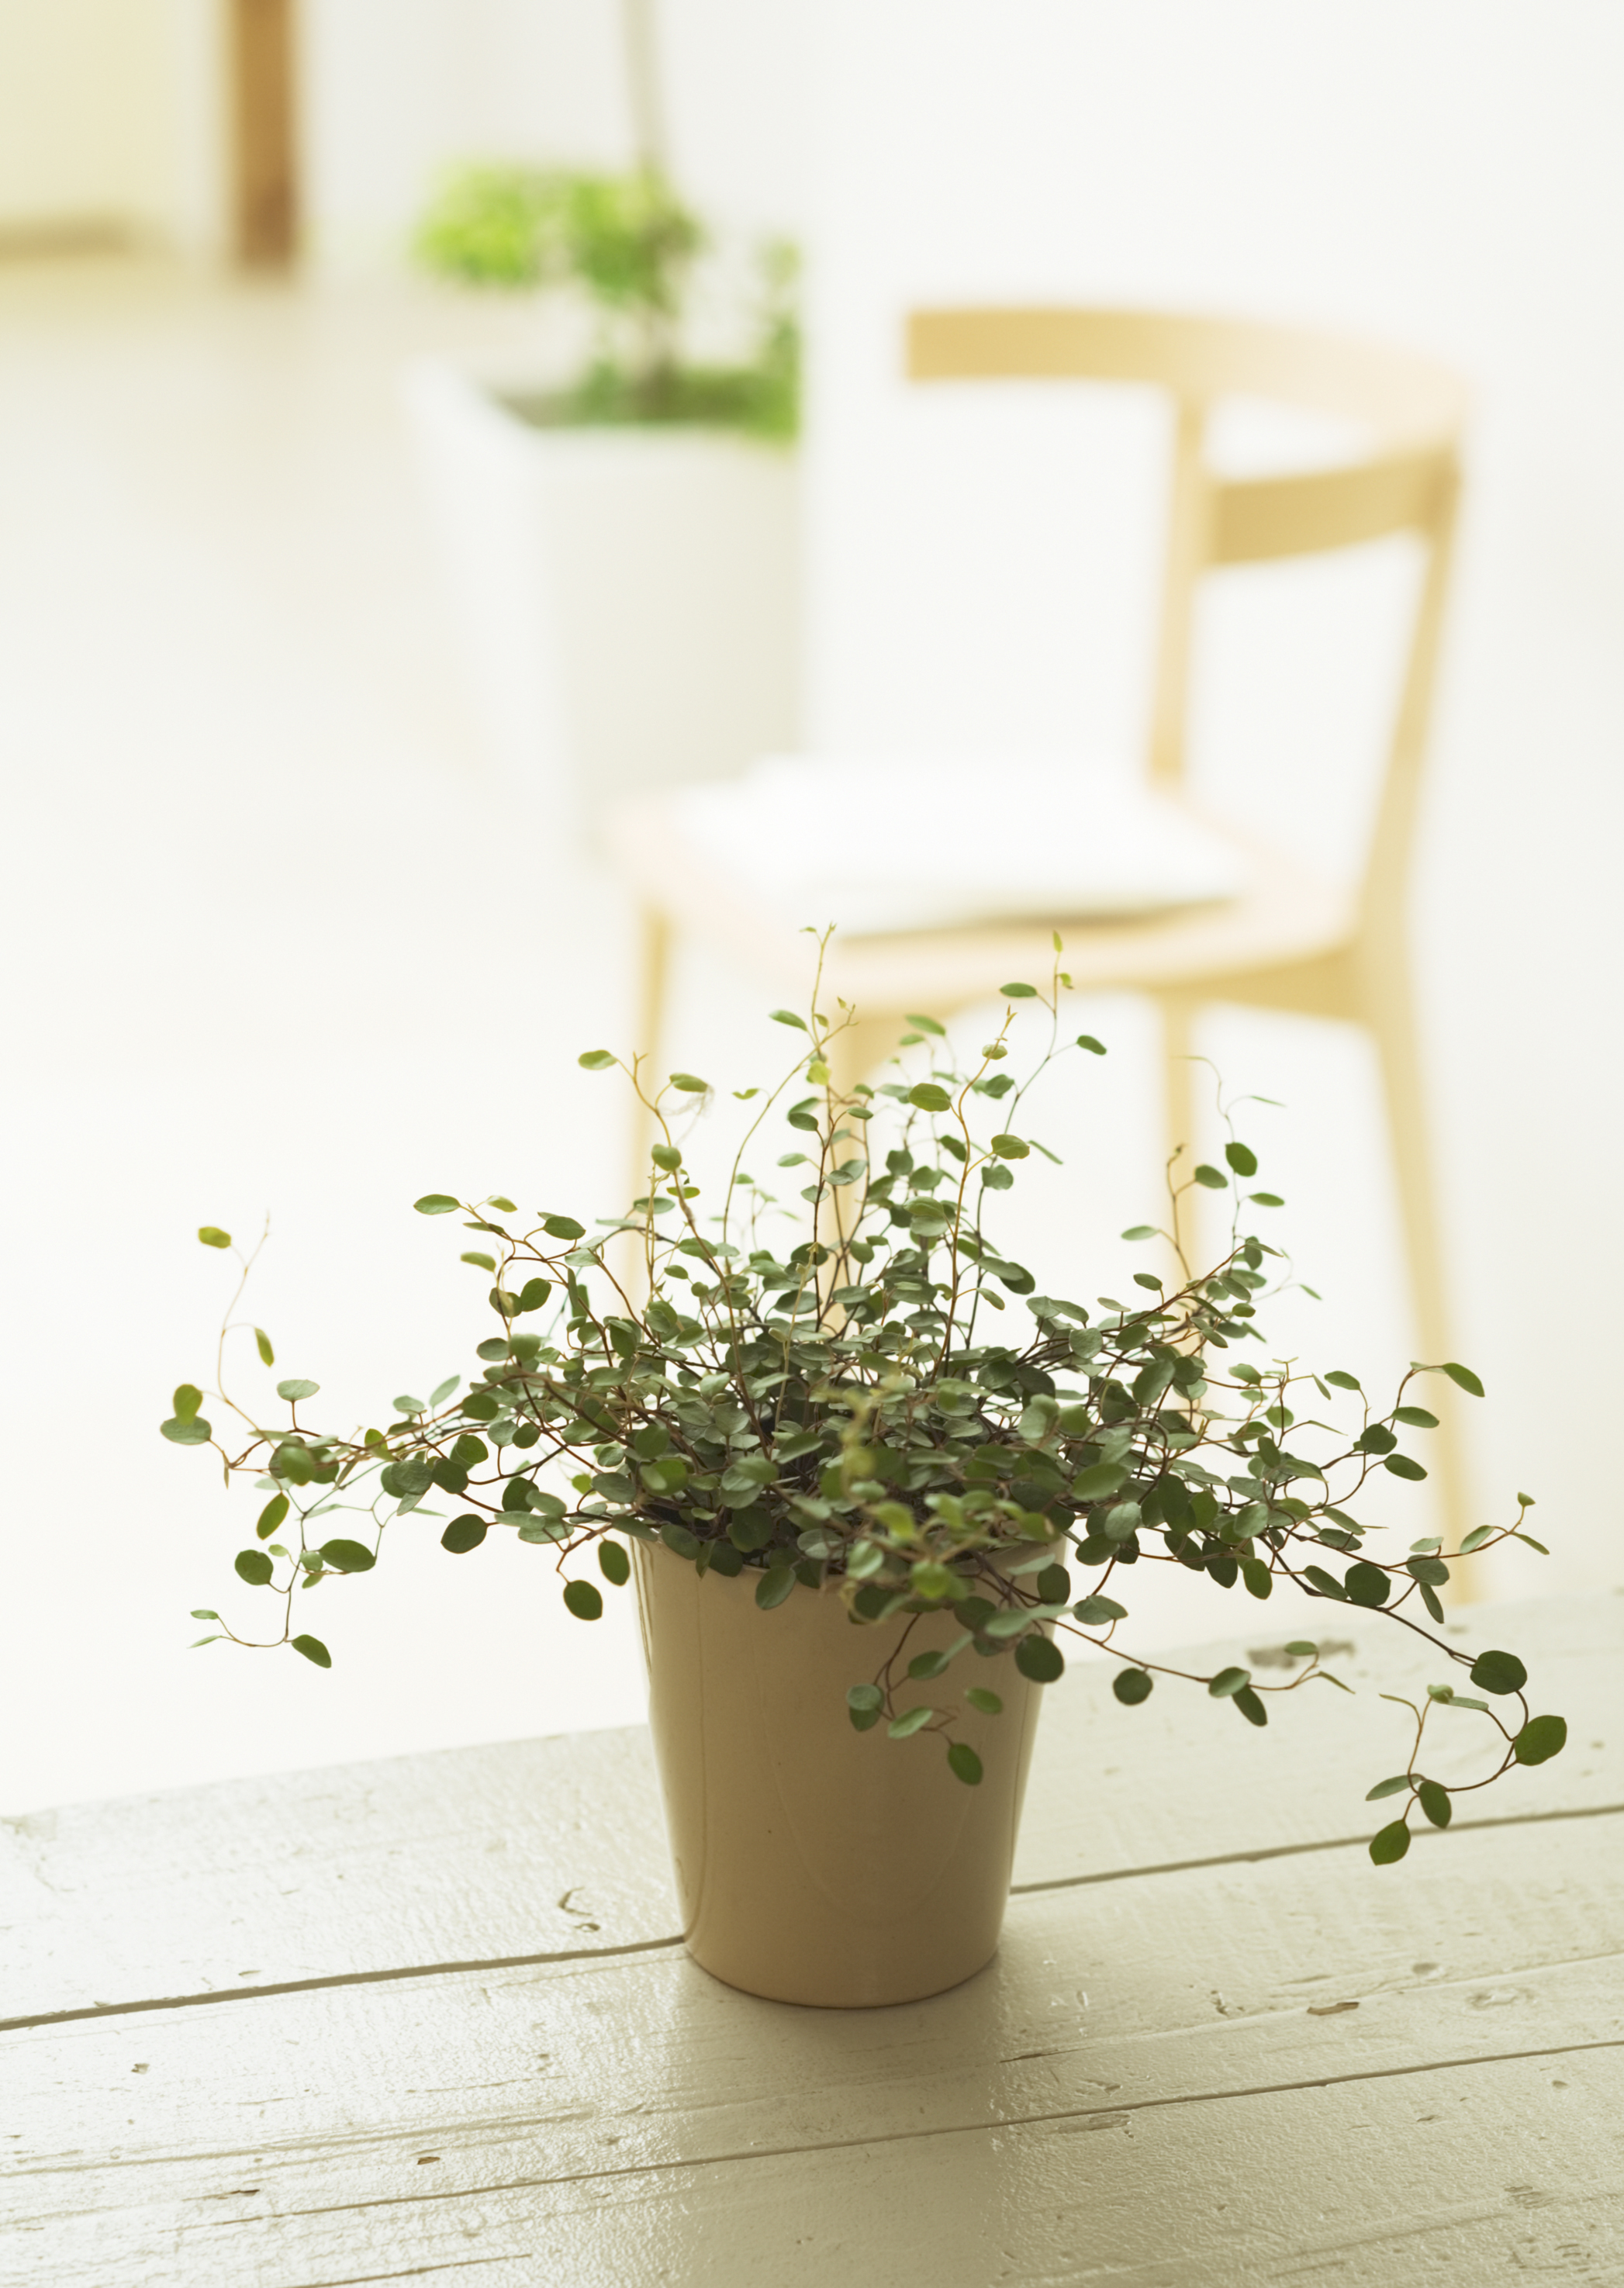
xmin=404 ymin=361 xmax=800 ymax=842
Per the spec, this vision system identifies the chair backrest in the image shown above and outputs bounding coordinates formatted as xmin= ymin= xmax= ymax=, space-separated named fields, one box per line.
xmin=906 ymin=308 xmax=1466 ymax=941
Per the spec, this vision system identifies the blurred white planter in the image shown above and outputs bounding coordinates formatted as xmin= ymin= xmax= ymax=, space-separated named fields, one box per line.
xmin=404 ymin=361 xmax=800 ymax=841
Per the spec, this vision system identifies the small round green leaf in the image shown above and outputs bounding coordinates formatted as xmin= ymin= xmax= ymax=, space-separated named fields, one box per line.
xmin=847 ymin=1683 xmax=883 ymax=1713
xmin=1208 ymin=1665 xmax=1250 ymax=1698
xmin=161 ymin=1415 xmax=212 ymax=1445
xmin=1075 ymin=1033 xmax=1107 ymax=1055
xmin=650 ymin=1144 xmax=682 ymax=1172
xmin=413 ymin=1195 xmax=460 ymax=1215
xmin=1248 ymin=1191 xmax=1285 ymax=1208
xmin=990 ymin=1134 xmax=1030 ymax=1160
xmin=755 ymin=1565 xmax=797 ymax=1611
xmin=172 ymin=1383 xmax=203 ymax=1422
xmin=887 ymin=1705 xmax=935 ymax=1739
xmin=542 ymin=1215 xmax=586 ymax=1241
xmin=1514 ymin=1713 xmax=1567 ymax=1766
xmin=1000 ymin=982 xmax=1038 ymax=998
xmin=276 ymin=1378 xmax=319 ymax=1402
xmin=1232 ymin=1685 xmax=1268 ymax=1726
xmin=563 ymin=1578 xmax=603 ymax=1621
xmin=1417 ymin=1779 xmax=1452 ymax=1828
xmin=234 ymin=1548 xmax=274 ymax=1586
xmin=1469 ymin=1648 xmax=1528 ymax=1696
xmin=197 ymin=1225 xmax=232 ymax=1249
xmin=964 ymin=1686 xmax=1003 ymax=1714
xmin=292 ymin=1634 xmax=331 ymax=1668
xmin=598 ymin=1540 xmax=631 ymax=1587
xmin=319 ymin=1539 xmax=375 ymax=1573
xmin=907 ymin=1082 xmax=953 ymax=1113
xmin=1073 ymin=1595 xmax=1128 ymax=1626
xmin=1113 ymin=1668 xmax=1152 ymax=1706
xmin=1368 ymin=1820 xmax=1411 ymax=1866
xmin=1394 ymin=1406 xmax=1439 ymax=1429
xmin=669 ymin=1072 xmax=709 ymax=1094
xmin=1384 ymin=1454 xmax=1428 ymax=1481
xmin=1223 ymin=1142 xmax=1258 ymax=1178
xmin=461 ymin=1251 xmax=496 ymax=1271
xmin=1345 ymin=1562 xmax=1392 ymax=1607
xmin=1241 ymin=1559 xmax=1273 ymax=1600
xmin=1440 ymin=1361 xmax=1485 ymax=1398
xmin=1015 ymin=1635 xmax=1065 ymax=1685
xmin=769 ymin=1008 xmax=807 ymax=1031
xmin=577 ymin=1049 xmax=617 ymax=1070
xmin=1071 ymin=1463 xmax=1128 ymax=1502
xmin=441 ymin=1516 xmax=488 ymax=1554
xmin=1192 ymin=1164 xmax=1228 ymax=1189
xmin=947 ymin=1741 xmax=984 ymax=1786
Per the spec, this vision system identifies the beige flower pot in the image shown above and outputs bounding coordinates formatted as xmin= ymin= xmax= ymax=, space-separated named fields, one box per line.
xmin=631 ymin=1541 xmax=1048 ymax=2008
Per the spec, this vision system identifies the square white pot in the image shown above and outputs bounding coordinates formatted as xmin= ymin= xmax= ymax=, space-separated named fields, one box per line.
xmin=404 ymin=359 xmax=801 ymax=842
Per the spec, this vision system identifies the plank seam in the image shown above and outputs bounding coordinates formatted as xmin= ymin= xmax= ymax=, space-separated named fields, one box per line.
xmin=169 ymin=2036 xmax=1624 ymax=2224
xmin=5 ymin=1798 xmax=1619 ymax=2037
xmin=0 ymin=1935 xmax=685 ymax=2036
xmin=1011 ymin=1795 xmax=1624 ymax=1895
xmin=281 ymin=2262 xmax=525 ymax=2286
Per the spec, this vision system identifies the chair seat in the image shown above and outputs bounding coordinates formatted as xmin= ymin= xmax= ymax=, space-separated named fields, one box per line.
xmin=611 ymin=757 xmax=1359 ymax=1014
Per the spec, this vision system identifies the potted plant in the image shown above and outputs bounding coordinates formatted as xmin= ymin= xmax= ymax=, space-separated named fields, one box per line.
xmin=405 ymin=126 xmax=800 ymax=836
xmin=167 ymin=942 xmax=1567 ymax=2009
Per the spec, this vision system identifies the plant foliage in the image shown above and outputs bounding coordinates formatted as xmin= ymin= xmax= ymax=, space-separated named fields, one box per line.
xmin=415 ymin=164 xmax=799 ymax=441
xmin=170 ymin=937 xmax=1562 ymax=1859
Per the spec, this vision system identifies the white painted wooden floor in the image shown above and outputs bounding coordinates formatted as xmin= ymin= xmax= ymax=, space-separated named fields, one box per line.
xmin=4 ymin=1592 xmax=1619 ymax=2286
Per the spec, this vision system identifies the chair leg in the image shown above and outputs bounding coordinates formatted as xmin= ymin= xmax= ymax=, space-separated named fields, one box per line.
xmin=619 ymin=905 xmax=671 ymax=1302
xmin=828 ymin=1008 xmax=916 ymax=1107
xmin=1160 ymin=994 xmax=1205 ymax=1277
xmin=1361 ymin=957 xmax=1478 ymax=1590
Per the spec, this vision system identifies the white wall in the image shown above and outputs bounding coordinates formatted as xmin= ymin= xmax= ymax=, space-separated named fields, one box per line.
xmin=0 ymin=0 xmax=224 ymax=254
xmin=301 ymin=0 xmax=812 ymax=275
xmin=803 ymin=0 xmax=1624 ymax=1598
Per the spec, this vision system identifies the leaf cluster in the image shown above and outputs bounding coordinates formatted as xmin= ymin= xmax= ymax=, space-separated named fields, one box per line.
xmin=168 ymin=938 xmax=1563 ymax=1852
xmin=415 ymin=165 xmax=800 ymax=439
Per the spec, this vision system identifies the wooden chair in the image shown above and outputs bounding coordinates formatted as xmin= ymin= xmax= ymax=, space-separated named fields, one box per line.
xmin=609 ymin=307 xmax=1469 ymax=1539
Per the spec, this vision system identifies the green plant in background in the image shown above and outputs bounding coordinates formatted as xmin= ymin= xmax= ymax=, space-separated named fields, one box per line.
xmin=414 ymin=163 xmax=800 ymax=441
xmin=166 ymin=938 xmax=1564 ymax=1866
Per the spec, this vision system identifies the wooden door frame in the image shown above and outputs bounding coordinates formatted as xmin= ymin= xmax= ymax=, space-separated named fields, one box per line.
xmin=231 ymin=0 xmax=299 ymax=266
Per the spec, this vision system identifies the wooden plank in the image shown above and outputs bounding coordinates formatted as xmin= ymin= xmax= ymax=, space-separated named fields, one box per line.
xmin=0 ymin=1729 xmax=674 ymax=2027
xmin=3 ymin=1596 xmax=1617 ymax=2024
xmin=5 ymin=1818 xmax=1620 ymax=2285
xmin=1015 ymin=1590 xmax=1624 ymax=1889
xmin=10 ymin=2056 xmax=1612 ymax=2288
